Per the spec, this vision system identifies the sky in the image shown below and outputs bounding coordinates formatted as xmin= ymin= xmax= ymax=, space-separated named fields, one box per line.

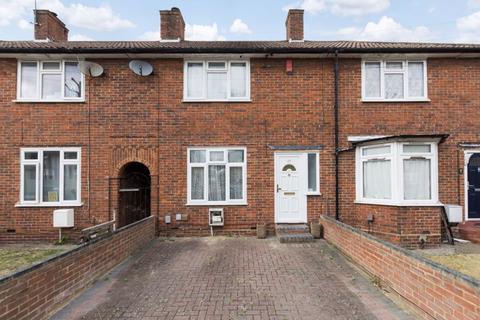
xmin=1 ymin=0 xmax=480 ymax=43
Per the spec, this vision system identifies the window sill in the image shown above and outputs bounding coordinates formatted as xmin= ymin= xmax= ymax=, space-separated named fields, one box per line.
xmin=307 ymin=192 xmax=322 ymax=196
xmin=186 ymin=202 xmax=248 ymax=206
xmin=361 ymin=98 xmax=431 ymax=103
xmin=12 ymin=99 xmax=86 ymax=104
xmin=182 ymin=99 xmax=252 ymax=103
xmin=354 ymin=200 xmax=443 ymax=207
xmin=15 ymin=202 xmax=84 ymax=208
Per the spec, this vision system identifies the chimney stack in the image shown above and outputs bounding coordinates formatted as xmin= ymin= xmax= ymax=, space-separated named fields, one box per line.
xmin=285 ymin=9 xmax=304 ymax=42
xmin=160 ymin=7 xmax=185 ymax=41
xmin=34 ymin=10 xmax=69 ymax=41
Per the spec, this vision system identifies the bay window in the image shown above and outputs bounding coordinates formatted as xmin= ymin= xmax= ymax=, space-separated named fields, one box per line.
xmin=188 ymin=147 xmax=247 ymax=205
xmin=20 ymin=148 xmax=81 ymax=206
xmin=17 ymin=60 xmax=84 ymax=101
xmin=362 ymin=60 xmax=427 ymax=101
xmin=184 ymin=60 xmax=250 ymax=101
xmin=356 ymin=142 xmax=438 ymax=205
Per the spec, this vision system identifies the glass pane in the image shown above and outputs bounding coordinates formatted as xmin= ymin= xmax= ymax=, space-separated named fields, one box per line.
xmin=42 ymin=61 xmax=60 ymax=70
xmin=191 ymin=167 xmax=204 ymax=200
xmin=404 ymin=159 xmax=431 ymax=200
xmin=229 ymin=167 xmax=243 ymax=200
xmin=403 ymin=144 xmax=431 ymax=153
xmin=230 ymin=62 xmax=247 ymax=97
xmin=24 ymin=152 xmax=38 ymax=160
xmin=64 ymin=151 xmax=78 ymax=160
xmin=386 ymin=62 xmax=403 ymax=70
xmin=64 ymin=164 xmax=77 ymax=201
xmin=364 ymin=62 xmax=381 ymax=98
xmin=363 ymin=160 xmax=391 ymax=199
xmin=308 ymin=153 xmax=317 ymax=192
xmin=408 ymin=62 xmax=424 ymax=98
xmin=41 ymin=74 xmax=61 ymax=99
xmin=282 ymin=164 xmax=296 ymax=172
xmin=210 ymin=151 xmax=224 ymax=161
xmin=43 ymin=151 xmax=60 ymax=202
xmin=207 ymin=72 xmax=227 ymax=99
xmin=23 ymin=165 xmax=36 ymax=201
xmin=208 ymin=165 xmax=226 ymax=201
xmin=208 ymin=62 xmax=226 ymax=69
xmin=190 ymin=150 xmax=206 ymax=163
xmin=187 ymin=63 xmax=203 ymax=98
xmin=64 ymin=62 xmax=82 ymax=98
xmin=20 ymin=62 xmax=37 ymax=99
xmin=228 ymin=150 xmax=244 ymax=163
xmin=362 ymin=145 xmax=391 ymax=156
xmin=385 ymin=73 xmax=404 ymax=99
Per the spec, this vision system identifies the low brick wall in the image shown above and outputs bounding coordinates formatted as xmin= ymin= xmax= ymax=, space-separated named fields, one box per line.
xmin=321 ymin=215 xmax=480 ymax=320
xmin=0 ymin=216 xmax=155 ymax=320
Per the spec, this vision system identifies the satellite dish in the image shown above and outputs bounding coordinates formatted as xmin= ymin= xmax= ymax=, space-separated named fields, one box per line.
xmin=129 ymin=60 xmax=153 ymax=76
xmin=78 ymin=61 xmax=104 ymax=77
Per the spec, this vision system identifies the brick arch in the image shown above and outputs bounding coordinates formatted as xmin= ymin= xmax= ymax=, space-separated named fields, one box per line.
xmin=114 ymin=157 xmax=155 ymax=177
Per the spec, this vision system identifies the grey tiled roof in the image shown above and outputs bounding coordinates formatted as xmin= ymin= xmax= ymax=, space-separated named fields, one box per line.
xmin=1 ymin=40 xmax=480 ymax=54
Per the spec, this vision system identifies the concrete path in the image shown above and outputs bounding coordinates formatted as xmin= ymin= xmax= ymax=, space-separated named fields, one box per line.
xmin=52 ymin=237 xmax=413 ymax=320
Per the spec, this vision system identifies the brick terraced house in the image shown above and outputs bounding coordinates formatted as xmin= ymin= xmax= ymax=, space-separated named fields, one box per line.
xmin=1 ymin=7 xmax=480 ymax=248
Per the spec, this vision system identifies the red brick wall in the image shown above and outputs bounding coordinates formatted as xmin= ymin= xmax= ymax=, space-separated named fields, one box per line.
xmin=0 ymin=216 xmax=155 ymax=320
xmin=336 ymin=57 xmax=480 ymax=247
xmin=321 ymin=215 xmax=480 ymax=320
xmin=0 ymin=57 xmax=336 ymax=241
xmin=34 ymin=10 xmax=69 ymax=41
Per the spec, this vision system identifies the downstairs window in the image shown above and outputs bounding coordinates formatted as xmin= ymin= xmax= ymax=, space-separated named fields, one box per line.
xmin=356 ymin=141 xmax=438 ymax=205
xmin=20 ymin=148 xmax=81 ymax=205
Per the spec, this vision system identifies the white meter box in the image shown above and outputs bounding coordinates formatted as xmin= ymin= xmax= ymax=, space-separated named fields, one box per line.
xmin=53 ymin=209 xmax=74 ymax=228
xmin=209 ymin=208 xmax=224 ymax=226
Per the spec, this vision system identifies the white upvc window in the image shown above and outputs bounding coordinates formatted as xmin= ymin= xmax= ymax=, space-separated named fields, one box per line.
xmin=184 ymin=60 xmax=250 ymax=101
xmin=355 ymin=141 xmax=438 ymax=206
xmin=362 ymin=60 xmax=428 ymax=101
xmin=20 ymin=148 xmax=81 ymax=206
xmin=17 ymin=60 xmax=85 ymax=102
xmin=307 ymin=152 xmax=320 ymax=195
xmin=187 ymin=147 xmax=247 ymax=205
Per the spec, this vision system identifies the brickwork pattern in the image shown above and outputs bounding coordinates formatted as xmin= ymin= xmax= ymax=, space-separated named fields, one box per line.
xmin=321 ymin=215 xmax=480 ymax=320
xmin=0 ymin=216 xmax=155 ymax=320
xmin=54 ymin=237 xmax=412 ymax=320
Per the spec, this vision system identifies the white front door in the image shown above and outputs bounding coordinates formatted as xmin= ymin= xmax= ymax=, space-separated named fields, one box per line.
xmin=274 ymin=153 xmax=308 ymax=223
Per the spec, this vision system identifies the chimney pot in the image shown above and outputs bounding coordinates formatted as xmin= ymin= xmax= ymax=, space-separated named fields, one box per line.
xmin=160 ymin=7 xmax=185 ymax=41
xmin=34 ymin=10 xmax=69 ymax=41
xmin=285 ymin=9 xmax=304 ymax=42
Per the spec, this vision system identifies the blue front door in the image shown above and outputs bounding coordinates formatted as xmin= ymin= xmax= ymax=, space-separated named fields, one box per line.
xmin=467 ymin=153 xmax=480 ymax=219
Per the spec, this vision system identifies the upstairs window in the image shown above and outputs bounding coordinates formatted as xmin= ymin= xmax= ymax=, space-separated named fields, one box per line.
xmin=362 ymin=60 xmax=427 ymax=101
xmin=20 ymin=148 xmax=81 ymax=206
xmin=187 ymin=147 xmax=247 ymax=205
xmin=17 ymin=60 xmax=84 ymax=101
xmin=356 ymin=141 xmax=438 ymax=206
xmin=184 ymin=60 xmax=250 ymax=101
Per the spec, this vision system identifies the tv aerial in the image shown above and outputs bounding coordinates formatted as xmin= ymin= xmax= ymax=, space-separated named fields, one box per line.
xmin=129 ymin=60 xmax=153 ymax=76
xmin=78 ymin=61 xmax=104 ymax=77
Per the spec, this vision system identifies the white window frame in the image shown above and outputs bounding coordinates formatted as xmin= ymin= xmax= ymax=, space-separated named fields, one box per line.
xmin=187 ymin=147 xmax=247 ymax=205
xmin=307 ymin=152 xmax=321 ymax=195
xmin=355 ymin=141 xmax=439 ymax=206
xmin=19 ymin=147 xmax=82 ymax=207
xmin=183 ymin=60 xmax=251 ymax=102
xmin=17 ymin=60 xmax=85 ymax=102
xmin=361 ymin=60 xmax=428 ymax=102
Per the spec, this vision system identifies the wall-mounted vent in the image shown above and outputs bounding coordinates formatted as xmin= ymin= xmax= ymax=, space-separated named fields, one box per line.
xmin=209 ymin=208 xmax=224 ymax=226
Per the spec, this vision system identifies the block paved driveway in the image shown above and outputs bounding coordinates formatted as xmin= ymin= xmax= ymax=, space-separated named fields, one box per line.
xmin=53 ymin=238 xmax=412 ymax=320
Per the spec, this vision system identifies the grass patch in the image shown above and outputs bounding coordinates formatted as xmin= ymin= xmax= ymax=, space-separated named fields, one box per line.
xmin=0 ymin=248 xmax=65 ymax=277
xmin=428 ymin=254 xmax=480 ymax=280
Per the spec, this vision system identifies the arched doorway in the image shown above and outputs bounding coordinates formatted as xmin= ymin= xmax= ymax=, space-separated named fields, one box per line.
xmin=118 ymin=162 xmax=151 ymax=228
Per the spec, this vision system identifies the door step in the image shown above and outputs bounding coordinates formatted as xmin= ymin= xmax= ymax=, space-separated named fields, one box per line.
xmin=459 ymin=222 xmax=480 ymax=243
xmin=276 ymin=224 xmax=314 ymax=243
